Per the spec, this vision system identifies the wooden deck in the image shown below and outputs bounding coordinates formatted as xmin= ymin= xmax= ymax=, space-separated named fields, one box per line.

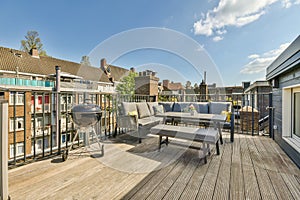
xmin=8 ymin=132 xmax=300 ymax=200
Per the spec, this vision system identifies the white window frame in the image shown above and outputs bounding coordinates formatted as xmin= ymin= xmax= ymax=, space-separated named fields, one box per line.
xmin=9 ymin=142 xmax=24 ymax=158
xmin=292 ymin=89 xmax=300 ymax=141
xmin=9 ymin=92 xmax=24 ymax=105
xmin=282 ymin=84 xmax=300 ymax=152
xmin=10 ymin=117 xmax=24 ymax=132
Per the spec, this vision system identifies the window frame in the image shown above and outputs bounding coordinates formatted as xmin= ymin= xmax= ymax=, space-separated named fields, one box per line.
xmin=282 ymin=85 xmax=300 ymax=152
xmin=9 ymin=117 xmax=24 ymax=132
xmin=9 ymin=142 xmax=24 ymax=158
xmin=9 ymin=92 xmax=24 ymax=105
xmin=292 ymin=88 xmax=300 ymax=141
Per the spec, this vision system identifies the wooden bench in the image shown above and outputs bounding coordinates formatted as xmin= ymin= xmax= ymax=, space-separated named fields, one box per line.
xmin=150 ymin=124 xmax=220 ymax=163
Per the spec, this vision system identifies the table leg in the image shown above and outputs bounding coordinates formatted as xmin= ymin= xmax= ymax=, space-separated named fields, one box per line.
xmin=158 ymin=136 xmax=162 ymax=151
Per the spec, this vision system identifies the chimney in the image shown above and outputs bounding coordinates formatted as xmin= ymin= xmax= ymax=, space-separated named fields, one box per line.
xmin=100 ymin=58 xmax=106 ymax=70
xmin=30 ymin=48 xmax=39 ymax=58
xmin=163 ymin=80 xmax=169 ymax=88
xmin=130 ymin=67 xmax=135 ymax=72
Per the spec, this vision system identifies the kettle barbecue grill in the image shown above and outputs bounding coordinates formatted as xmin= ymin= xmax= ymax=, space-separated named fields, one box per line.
xmin=62 ymin=102 xmax=103 ymax=161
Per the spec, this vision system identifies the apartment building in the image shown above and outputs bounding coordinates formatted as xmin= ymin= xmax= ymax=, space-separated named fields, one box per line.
xmin=0 ymin=47 xmax=128 ymax=162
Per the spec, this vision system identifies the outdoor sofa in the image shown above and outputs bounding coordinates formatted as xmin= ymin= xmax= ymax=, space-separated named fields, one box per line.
xmin=116 ymin=101 xmax=232 ymax=143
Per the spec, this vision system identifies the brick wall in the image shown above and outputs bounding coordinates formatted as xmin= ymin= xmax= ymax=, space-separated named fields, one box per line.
xmin=6 ymin=91 xmax=32 ymax=158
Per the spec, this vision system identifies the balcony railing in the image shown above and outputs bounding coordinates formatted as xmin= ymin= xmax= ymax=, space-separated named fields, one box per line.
xmin=60 ymin=82 xmax=98 ymax=90
xmin=0 ymin=77 xmax=54 ymax=87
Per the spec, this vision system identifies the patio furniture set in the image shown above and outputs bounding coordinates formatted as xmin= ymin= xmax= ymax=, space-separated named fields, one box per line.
xmin=116 ymin=101 xmax=232 ymax=163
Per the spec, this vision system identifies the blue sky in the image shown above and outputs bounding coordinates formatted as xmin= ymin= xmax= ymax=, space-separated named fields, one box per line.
xmin=0 ymin=0 xmax=299 ymax=86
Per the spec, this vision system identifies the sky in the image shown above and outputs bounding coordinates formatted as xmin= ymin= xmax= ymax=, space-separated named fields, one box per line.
xmin=0 ymin=0 xmax=300 ymax=87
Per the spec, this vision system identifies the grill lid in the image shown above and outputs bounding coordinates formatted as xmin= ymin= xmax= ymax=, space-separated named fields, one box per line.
xmin=70 ymin=103 xmax=102 ymax=127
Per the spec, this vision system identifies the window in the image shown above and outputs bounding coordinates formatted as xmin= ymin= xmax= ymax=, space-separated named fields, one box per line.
xmin=78 ymin=94 xmax=84 ymax=104
xmin=293 ymin=92 xmax=300 ymax=138
xmin=10 ymin=117 xmax=24 ymax=132
xmin=9 ymin=92 xmax=24 ymax=105
xmin=282 ymin=85 xmax=300 ymax=152
xmin=9 ymin=142 xmax=24 ymax=158
xmin=0 ymin=92 xmax=4 ymax=99
xmin=37 ymin=139 xmax=43 ymax=151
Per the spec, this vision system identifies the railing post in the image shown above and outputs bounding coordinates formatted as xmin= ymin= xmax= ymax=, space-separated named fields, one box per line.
xmin=23 ymin=92 xmax=26 ymax=162
xmin=55 ymin=66 xmax=61 ymax=155
xmin=230 ymin=104 xmax=234 ymax=142
xmin=0 ymin=100 xmax=9 ymax=200
xmin=269 ymin=93 xmax=274 ymax=139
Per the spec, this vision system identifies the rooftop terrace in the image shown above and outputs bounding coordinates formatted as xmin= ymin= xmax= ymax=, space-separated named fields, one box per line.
xmin=8 ymin=132 xmax=300 ymax=200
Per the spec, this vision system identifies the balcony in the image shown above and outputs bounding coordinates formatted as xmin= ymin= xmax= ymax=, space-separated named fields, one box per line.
xmin=0 ymin=77 xmax=54 ymax=87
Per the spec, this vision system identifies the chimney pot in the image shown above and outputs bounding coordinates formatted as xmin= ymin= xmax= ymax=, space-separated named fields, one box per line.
xmin=101 ymin=58 xmax=106 ymax=69
xmin=30 ymin=48 xmax=39 ymax=58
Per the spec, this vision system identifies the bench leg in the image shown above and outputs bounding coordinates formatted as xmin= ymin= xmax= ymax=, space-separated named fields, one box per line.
xmin=202 ymin=142 xmax=208 ymax=164
xmin=216 ymin=140 xmax=220 ymax=155
xmin=207 ymin=144 xmax=211 ymax=155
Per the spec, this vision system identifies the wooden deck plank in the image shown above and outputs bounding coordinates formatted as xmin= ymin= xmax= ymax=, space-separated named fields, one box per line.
xmin=212 ymin=140 xmax=232 ymax=200
xmin=162 ymin=156 xmax=201 ymax=200
xmin=259 ymin=136 xmax=291 ymax=174
xmin=7 ymin=132 xmax=300 ymax=200
xmin=229 ymin=133 xmax=245 ymax=200
xmin=240 ymin=134 xmax=261 ymax=200
xmin=195 ymin=138 xmax=226 ymax=200
xmin=247 ymin=136 xmax=278 ymax=200
xmin=179 ymin=149 xmax=214 ymax=200
xmin=145 ymin=150 xmax=196 ymax=200
xmin=268 ymin=170 xmax=295 ymax=200
xmin=120 ymin=146 xmax=185 ymax=200
xmin=281 ymin=173 xmax=300 ymax=199
xmin=262 ymin=136 xmax=300 ymax=176
xmin=10 ymin=157 xmax=103 ymax=200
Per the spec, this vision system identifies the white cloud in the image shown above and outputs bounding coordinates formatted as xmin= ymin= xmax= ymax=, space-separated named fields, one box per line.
xmin=240 ymin=42 xmax=290 ymax=74
xmin=213 ymin=36 xmax=223 ymax=42
xmin=282 ymin=0 xmax=292 ymax=8
xmin=216 ymin=29 xmax=227 ymax=35
xmin=193 ymin=0 xmax=297 ymax=39
xmin=248 ymin=54 xmax=260 ymax=59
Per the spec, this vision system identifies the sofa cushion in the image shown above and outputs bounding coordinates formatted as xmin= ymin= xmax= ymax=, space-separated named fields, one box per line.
xmin=147 ymin=102 xmax=159 ymax=116
xmin=153 ymin=105 xmax=164 ymax=115
xmin=158 ymin=102 xmax=174 ymax=112
xmin=173 ymin=102 xmax=190 ymax=112
xmin=195 ymin=102 xmax=209 ymax=114
xmin=136 ymin=102 xmax=151 ymax=119
xmin=209 ymin=102 xmax=231 ymax=114
xmin=122 ymin=102 xmax=137 ymax=115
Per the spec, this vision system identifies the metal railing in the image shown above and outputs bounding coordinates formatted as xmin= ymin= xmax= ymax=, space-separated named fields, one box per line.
xmin=5 ymin=91 xmax=273 ymax=166
xmin=6 ymin=91 xmax=116 ymax=166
